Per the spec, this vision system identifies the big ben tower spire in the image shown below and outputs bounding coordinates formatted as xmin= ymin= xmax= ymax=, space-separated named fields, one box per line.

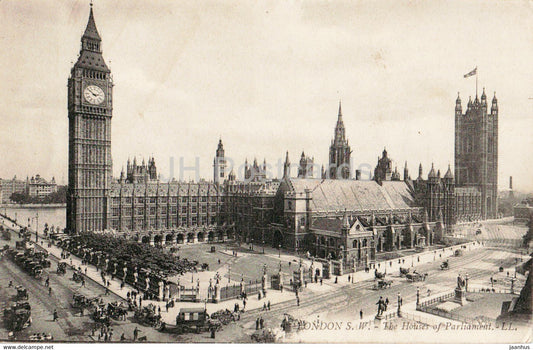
xmin=67 ymin=5 xmax=113 ymax=233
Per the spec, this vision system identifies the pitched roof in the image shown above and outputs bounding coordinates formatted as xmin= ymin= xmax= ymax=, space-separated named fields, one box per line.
xmin=83 ymin=7 xmax=101 ymax=41
xmin=286 ymin=178 xmax=416 ymax=212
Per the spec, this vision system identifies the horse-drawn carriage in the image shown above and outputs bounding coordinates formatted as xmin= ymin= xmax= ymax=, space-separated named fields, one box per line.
xmin=73 ymin=270 xmax=84 ymax=283
xmin=71 ymin=293 xmax=97 ymax=310
xmin=134 ymin=305 xmax=162 ymax=328
xmin=92 ymin=306 xmax=111 ymax=326
xmin=280 ymin=313 xmax=305 ymax=334
xmin=399 ymin=267 xmax=410 ymax=276
xmin=57 ymin=262 xmax=67 ymax=275
xmin=107 ymin=302 xmax=128 ymax=320
xmin=159 ymin=307 xmax=217 ymax=334
xmin=440 ymin=260 xmax=449 ymax=270
xmin=406 ymin=271 xmax=428 ymax=282
xmin=3 ymin=302 xmax=32 ymax=331
xmin=374 ymin=270 xmax=386 ymax=279
xmin=16 ymin=286 xmax=28 ymax=301
xmin=374 ymin=279 xmax=393 ymax=289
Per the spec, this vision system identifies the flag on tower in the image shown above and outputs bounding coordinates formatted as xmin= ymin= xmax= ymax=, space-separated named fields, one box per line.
xmin=464 ymin=67 xmax=477 ymax=78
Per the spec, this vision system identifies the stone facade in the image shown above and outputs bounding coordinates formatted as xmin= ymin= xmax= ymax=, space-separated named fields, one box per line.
xmin=455 ymin=90 xmax=499 ymax=219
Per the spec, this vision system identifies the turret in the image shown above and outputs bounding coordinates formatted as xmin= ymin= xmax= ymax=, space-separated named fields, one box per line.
xmin=403 ymin=161 xmax=410 ymax=181
xmin=418 ymin=163 xmax=423 ymax=180
xmin=455 ymin=92 xmax=462 ymax=113
xmin=481 ymin=87 xmax=487 ymax=107
xmin=428 ymin=163 xmax=437 ymax=180
xmin=443 ymin=164 xmax=453 ymax=182
xmin=491 ymin=92 xmax=498 ymax=114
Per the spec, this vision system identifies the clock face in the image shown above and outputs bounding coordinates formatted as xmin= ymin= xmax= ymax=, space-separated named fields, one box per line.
xmin=84 ymin=85 xmax=105 ymax=105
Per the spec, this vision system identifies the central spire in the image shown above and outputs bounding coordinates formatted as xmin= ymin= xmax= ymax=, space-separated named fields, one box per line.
xmin=334 ymin=100 xmax=345 ymax=143
xmin=83 ymin=4 xmax=101 ymax=41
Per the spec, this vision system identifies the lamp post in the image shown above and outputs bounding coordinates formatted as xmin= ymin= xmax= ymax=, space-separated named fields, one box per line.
xmin=262 ymin=241 xmax=265 ymax=254
xmin=278 ymin=244 xmax=281 ymax=258
xmin=228 ymin=266 xmax=231 ymax=283
xmin=251 ymin=238 xmax=254 ymax=251
xmin=35 ymin=212 xmax=39 ymax=242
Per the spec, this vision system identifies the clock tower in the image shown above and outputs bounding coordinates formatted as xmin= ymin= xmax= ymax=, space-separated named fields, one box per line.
xmin=67 ymin=5 xmax=113 ymax=233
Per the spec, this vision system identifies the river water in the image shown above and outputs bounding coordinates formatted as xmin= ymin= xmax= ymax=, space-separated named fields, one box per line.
xmin=0 ymin=206 xmax=66 ymax=232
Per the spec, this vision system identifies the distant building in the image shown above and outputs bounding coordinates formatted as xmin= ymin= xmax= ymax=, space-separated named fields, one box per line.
xmin=0 ymin=176 xmax=28 ymax=203
xmin=27 ymin=175 xmax=58 ymax=198
xmin=513 ymin=201 xmax=533 ymax=223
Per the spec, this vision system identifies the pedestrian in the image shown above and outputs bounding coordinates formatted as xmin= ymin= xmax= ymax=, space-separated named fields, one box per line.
xmin=49 ymin=287 xmax=52 ymax=296
xmin=158 ymin=306 xmax=161 ymax=315
xmin=320 ymin=278 xmax=323 ymax=286
xmin=296 ymin=296 xmax=300 ymax=307
xmin=166 ymin=303 xmax=169 ymax=313
xmin=104 ymin=332 xmax=108 ymax=342
xmin=243 ymin=299 xmax=246 ymax=310
xmin=53 ymin=309 xmax=58 ymax=321
xmin=360 ymin=309 xmax=363 ymax=319
xmin=45 ymin=277 xmax=49 ymax=287
xmin=385 ymin=297 xmax=389 ymax=305
xmin=267 ymin=300 xmax=271 ymax=311
xmin=81 ymin=278 xmax=85 ymax=287
xmin=256 ymin=318 xmax=260 ymax=330
xmin=80 ymin=307 xmax=84 ymax=316
xmin=348 ymin=275 xmax=351 ymax=283
xmin=263 ymin=302 xmax=267 ymax=311
xmin=109 ymin=329 xmax=113 ymax=341
xmin=305 ymin=280 xmax=307 ymax=288
xmin=260 ymin=317 xmax=264 ymax=329
xmin=334 ymin=277 xmax=338 ymax=284
xmin=105 ymin=287 xmax=109 ymax=295
xmin=85 ymin=267 xmax=88 ymax=274
xmin=120 ymin=333 xmax=126 ymax=342
xmin=280 ymin=285 xmax=283 ymax=293
xmin=133 ymin=327 xmax=139 ymax=342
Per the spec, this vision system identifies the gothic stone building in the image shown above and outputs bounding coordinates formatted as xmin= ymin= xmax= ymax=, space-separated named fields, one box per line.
xmin=67 ymin=7 xmax=492 ymax=269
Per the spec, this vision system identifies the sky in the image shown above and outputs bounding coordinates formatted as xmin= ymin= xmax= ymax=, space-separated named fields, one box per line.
xmin=0 ymin=0 xmax=532 ymax=191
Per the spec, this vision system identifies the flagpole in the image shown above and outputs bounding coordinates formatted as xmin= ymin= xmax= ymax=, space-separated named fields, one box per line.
xmin=476 ymin=66 xmax=478 ymax=97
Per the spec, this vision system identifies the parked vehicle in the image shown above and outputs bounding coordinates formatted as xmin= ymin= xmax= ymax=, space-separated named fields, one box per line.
xmin=159 ymin=307 xmax=217 ymax=334
xmin=406 ymin=271 xmax=428 ymax=282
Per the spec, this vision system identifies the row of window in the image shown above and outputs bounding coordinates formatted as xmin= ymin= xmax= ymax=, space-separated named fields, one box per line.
xmin=110 ymin=216 xmax=217 ymax=230
xmin=111 ymin=205 xmax=218 ymax=216
xmin=112 ymin=196 xmax=219 ymax=205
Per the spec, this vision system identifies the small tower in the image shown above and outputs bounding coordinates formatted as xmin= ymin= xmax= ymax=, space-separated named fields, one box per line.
xmin=417 ymin=163 xmax=423 ymax=181
xmin=213 ymin=139 xmax=226 ymax=184
xmin=328 ymin=101 xmax=351 ymax=179
xmin=403 ymin=161 xmax=410 ymax=181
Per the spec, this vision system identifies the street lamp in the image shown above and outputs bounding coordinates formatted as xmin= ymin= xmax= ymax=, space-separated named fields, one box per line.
xmin=228 ymin=266 xmax=231 ymax=283
xmin=278 ymin=244 xmax=281 ymax=258
xmin=262 ymin=241 xmax=265 ymax=254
